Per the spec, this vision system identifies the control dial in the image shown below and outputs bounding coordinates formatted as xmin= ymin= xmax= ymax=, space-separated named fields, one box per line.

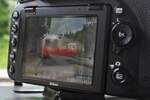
xmin=112 ymin=23 xmax=135 ymax=47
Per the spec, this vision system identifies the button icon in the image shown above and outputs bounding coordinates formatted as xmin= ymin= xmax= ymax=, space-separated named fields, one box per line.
xmin=115 ymin=72 xmax=124 ymax=80
xmin=118 ymin=31 xmax=126 ymax=39
xmin=115 ymin=8 xmax=123 ymax=14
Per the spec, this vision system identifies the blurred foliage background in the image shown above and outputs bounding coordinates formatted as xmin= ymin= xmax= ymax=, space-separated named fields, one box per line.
xmin=0 ymin=0 xmax=16 ymax=69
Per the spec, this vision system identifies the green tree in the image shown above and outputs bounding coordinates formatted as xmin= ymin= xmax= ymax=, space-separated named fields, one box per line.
xmin=0 ymin=0 xmax=9 ymax=37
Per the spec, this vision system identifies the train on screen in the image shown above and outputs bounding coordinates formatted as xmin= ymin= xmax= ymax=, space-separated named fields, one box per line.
xmin=41 ymin=35 xmax=78 ymax=58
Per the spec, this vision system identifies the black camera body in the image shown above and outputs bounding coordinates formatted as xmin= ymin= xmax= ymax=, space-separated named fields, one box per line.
xmin=8 ymin=0 xmax=150 ymax=98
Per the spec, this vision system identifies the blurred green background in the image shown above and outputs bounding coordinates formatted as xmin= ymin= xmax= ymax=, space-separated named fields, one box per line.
xmin=0 ymin=0 xmax=16 ymax=69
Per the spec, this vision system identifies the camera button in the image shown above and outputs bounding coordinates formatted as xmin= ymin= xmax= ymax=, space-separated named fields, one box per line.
xmin=11 ymin=24 xmax=18 ymax=33
xmin=11 ymin=32 xmax=14 ymax=35
xmin=112 ymin=68 xmax=127 ymax=84
xmin=12 ymin=11 xmax=19 ymax=20
xmin=9 ymin=65 xmax=15 ymax=74
xmin=112 ymin=23 xmax=134 ymax=47
xmin=10 ymin=51 xmax=16 ymax=62
xmin=11 ymin=37 xmax=17 ymax=47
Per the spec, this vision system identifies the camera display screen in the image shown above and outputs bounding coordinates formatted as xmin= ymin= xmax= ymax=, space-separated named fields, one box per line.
xmin=23 ymin=16 xmax=97 ymax=85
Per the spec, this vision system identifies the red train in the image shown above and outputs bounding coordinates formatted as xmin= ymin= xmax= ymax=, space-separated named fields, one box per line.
xmin=41 ymin=35 xmax=78 ymax=58
xmin=42 ymin=47 xmax=77 ymax=58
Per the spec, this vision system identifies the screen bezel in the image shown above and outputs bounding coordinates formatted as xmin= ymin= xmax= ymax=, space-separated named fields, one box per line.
xmin=15 ymin=5 xmax=111 ymax=93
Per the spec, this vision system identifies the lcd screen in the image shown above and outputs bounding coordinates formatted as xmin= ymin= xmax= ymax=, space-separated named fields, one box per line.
xmin=23 ymin=16 xmax=97 ymax=85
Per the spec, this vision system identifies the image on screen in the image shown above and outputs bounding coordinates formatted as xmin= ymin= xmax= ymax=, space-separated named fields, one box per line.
xmin=23 ymin=16 xmax=97 ymax=85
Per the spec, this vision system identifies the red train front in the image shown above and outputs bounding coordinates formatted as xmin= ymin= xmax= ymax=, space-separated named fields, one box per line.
xmin=42 ymin=35 xmax=78 ymax=58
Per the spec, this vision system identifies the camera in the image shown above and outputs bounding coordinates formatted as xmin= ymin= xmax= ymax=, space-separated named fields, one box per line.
xmin=7 ymin=0 xmax=150 ymax=98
